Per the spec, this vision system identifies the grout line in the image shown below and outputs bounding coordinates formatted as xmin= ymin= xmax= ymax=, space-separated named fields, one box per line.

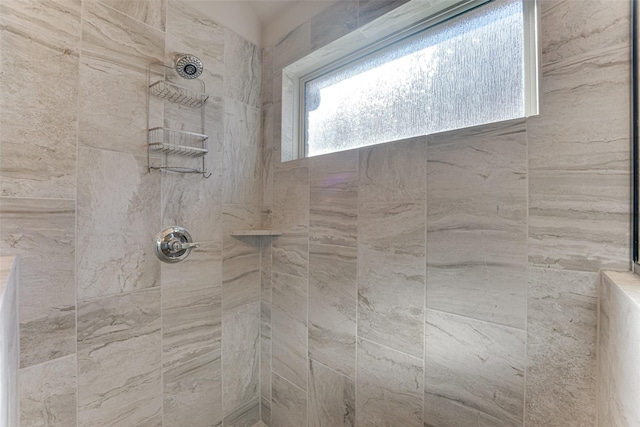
xmin=355 ymin=148 xmax=360 ymax=427
xmin=357 ymin=336 xmax=424 ymax=363
xmin=522 ymin=117 xmax=530 ymax=427
xmin=308 ymin=357 xmax=354 ymax=382
xmin=272 ymin=370 xmax=307 ymax=395
xmin=423 ymin=139 xmax=428 ymax=426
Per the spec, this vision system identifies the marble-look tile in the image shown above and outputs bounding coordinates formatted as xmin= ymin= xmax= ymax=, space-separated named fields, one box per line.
xmin=262 ymin=47 xmax=274 ymax=108
xmin=272 ymin=233 xmax=309 ymax=279
xmin=262 ymin=105 xmax=275 ymax=207
xmin=223 ymin=302 xmax=260 ymax=418
xmin=162 ymin=243 xmax=222 ymax=370
xmin=224 ymin=397 xmax=261 ymax=427
xmin=0 ymin=198 xmax=76 ymax=368
xmin=261 ymin=327 xmax=272 ymax=401
xmin=272 ymin=272 xmax=308 ymax=391
xmin=77 ymin=148 xmax=160 ymax=300
xmin=358 ymin=202 xmax=425 ymax=358
xmin=223 ymin=205 xmax=262 ymax=310
xmin=225 ymin=29 xmax=262 ymax=108
xmin=261 ymin=234 xmax=273 ymax=403
xmin=274 ymin=22 xmax=310 ymax=104
xmin=310 ymin=1 xmax=358 ymax=51
xmin=81 ymin=0 xmax=164 ymax=73
xmin=309 ymin=244 xmax=357 ymax=378
xmin=166 ymin=0 xmax=225 ymax=97
xmin=77 ymin=288 xmax=162 ymax=426
xmin=100 ymin=0 xmax=165 ymax=31
xmin=310 ymin=151 xmax=358 ymax=248
xmin=357 ymin=0 xmax=410 ymax=28
xmin=538 ymin=0 xmax=630 ymax=65
xmin=424 ymin=310 xmax=525 ymax=427
xmin=356 ymin=338 xmax=423 ymax=427
xmin=164 ymin=351 xmax=222 ymax=427
xmin=272 ymin=373 xmax=308 ymax=427
xmin=77 ymin=61 xmax=150 ymax=157
xmin=161 ymin=98 xmax=224 ymax=242
xmin=224 ymin=99 xmax=262 ymax=205
xmin=0 ymin=0 xmax=80 ymax=199
xmin=138 ymin=415 xmax=163 ymax=427
xmin=19 ymin=355 xmax=77 ymax=427
xmin=427 ymin=121 xmax=528 ymax=329
xmin=598 ymin=272 xmax=640 ymax=427
xmin=309 ymin=360 xmax=355 ymax=427
xmin=525 ymin=267 xmax=597 ymax=427
xmin=528 ymin=45 xmax=630 ymax=272
xmin=0 ymin=256 xmax=18 ymax=427
xmin=358 ymin=136 xmax=426 ymax=203
xmin=261 ymin=396 xmax=272 ymax=427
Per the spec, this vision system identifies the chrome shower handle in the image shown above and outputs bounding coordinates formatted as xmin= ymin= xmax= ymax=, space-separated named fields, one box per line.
xmin=154 ymin=227 xmax=198 ymax=263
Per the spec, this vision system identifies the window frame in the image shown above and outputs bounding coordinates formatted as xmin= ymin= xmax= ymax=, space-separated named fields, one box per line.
xmin=282 ymin=0 xmax=540 ymax=161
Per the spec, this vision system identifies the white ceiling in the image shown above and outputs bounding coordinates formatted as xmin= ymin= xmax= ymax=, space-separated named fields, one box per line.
xmin=247 ymin=1 xmax=297 ymax=26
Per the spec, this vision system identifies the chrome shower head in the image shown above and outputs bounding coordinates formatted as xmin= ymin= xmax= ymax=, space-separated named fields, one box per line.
xmin=173 ymin=53 xmax=203 ymax=79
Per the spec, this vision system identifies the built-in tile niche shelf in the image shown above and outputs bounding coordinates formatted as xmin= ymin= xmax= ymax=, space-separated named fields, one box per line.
xmin=147 ymin=62 xmax=211 ymax=178
xmin=230 ymin=230 xmax=282 ymax=236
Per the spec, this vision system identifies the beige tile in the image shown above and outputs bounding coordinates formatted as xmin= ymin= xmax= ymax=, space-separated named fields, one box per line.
xmin=273 ymin=167 xmax=309 ymax=232
xmin=308 ymin=244 xmax=357 ymax=378
xmin=356 ymin=338 xmax=423 ymax=427
xmin=528 ymin=45 xmax=630 ymax=272
xmin=224 ymin=99 xmax=262 ymax=205
xmin=81 ymin=0 xmax=164 ymax=73
xmin=0 ymin=198 xmax=76 ymax=368
xmin=424 ymin=310 xmax=525 ymax=427
xmin=262 ymin=105 xmax=276 ymax=207
xmin=225 ymin=29 xmax=262 ymax=108
xmin=99 ymin=0 xmax=165 ymax=31
xmin=525 ymin=267 xmax=597 ymax=427
xmin=427 ymin=120 xmax=527 ymax=329
xmin=0 ymin=0 xmax=81 ymax=199
xmin=538 ymin=0 xmax=630 ymax=64
xmin=272 ymin=373 xmax=308 ymax=427
xmin=357 ymin=0 xmax=410 ymax=28
xmin=77 ymin=289 xmax=162 ymax=426
xmin=162 ymin=242 xmax=222 ymax=370
xmin=163 ymin=351 xmax=222 ymax=427
xmin=0 ymin=256 xmax=18 ymax=427
xmin=272 ymin=272 xmax=308 ymax=391
xmin=224 ymin=397 xmax=261 ymax=427
xmin=77 ymin=148 xmax=160 ymax=300
xmin=358 ymin=136 xmax=426 ymax=203
xmin=19 ymin=355 xmax=77 ymax=427
xmin=261 ymin=396 xmax=272 ymax=427
xmin=274 ymin=22 xmax=310 ymax=103
xmin=358 ymin=202 xmax=425 ymax=358
xmin=308 ymin=360 xmax=355 ymax=427
xmin=310 ymin=1 xmax=358 ymax=51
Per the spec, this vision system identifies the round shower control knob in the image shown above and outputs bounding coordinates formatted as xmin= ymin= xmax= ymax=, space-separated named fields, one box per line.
xmin=154 ymin=227 xmax=198 ymax=263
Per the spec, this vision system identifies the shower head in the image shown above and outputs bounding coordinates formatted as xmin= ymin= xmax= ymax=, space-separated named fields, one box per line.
xmin=173 ymin=53 xmax=203 ymax=79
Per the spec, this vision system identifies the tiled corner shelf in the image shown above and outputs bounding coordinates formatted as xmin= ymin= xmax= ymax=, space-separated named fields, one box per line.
xmin=230 ymin=230 xmax=282 ymax=237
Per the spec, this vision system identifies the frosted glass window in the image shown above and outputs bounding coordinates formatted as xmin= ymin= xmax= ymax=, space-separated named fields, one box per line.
xmin=303 ymin=0 xmax=525 ymax=157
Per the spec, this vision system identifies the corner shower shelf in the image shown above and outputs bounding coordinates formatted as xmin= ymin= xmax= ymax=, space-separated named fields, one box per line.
xmin=230 ymin=230 xmax=282 ymax=237
xmin=149 ymin=79 xmax=209 ymax=108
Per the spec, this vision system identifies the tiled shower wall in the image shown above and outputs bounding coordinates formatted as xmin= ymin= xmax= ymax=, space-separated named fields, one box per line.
xmin=260 ymin=0 xmax=631 ymax=426
xmin=0 ymin=0 xmax=262 ymax=425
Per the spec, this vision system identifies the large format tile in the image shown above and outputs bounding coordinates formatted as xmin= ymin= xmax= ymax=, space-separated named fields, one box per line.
xmin=274 ymin=22 xmax=310 ymax=104
xmin=308 ymin=244 xmax=357 ymax=378
xmin=0 ymin=0 xmax=81 ymax=199
xmin=424 ymin=310 xmax=525 ymax=427
xmin=272 ymin=373 xmax=308 ymax=427
xmin=224 ymin=397 xmax=260 ymax=427
xmin=427 ymin=120 xmax=528 ymax=329
xmin=223 ymin=302 xmax=260 ymax=418
xmin=77 ymin=288 xmax=162 ymax=426
xmin=310 ymin=0 xmax=358 ymax=51
xmin=222 ymin=205 xmax=262 ymax=310
xmin=356 ymin=338 xmax=423 ymax=427
xmin=99 ymin=0 xmax=165 ymax=31
xmin=77 ymin=147 xmax=160 ymax=300
xmin=357 ymin=0 xmax=410 ymax=28
xmin=81 ymin=0 xmax=163 ymax=74
xmin=538 ymin=0 xmax=630 ymax=64
xmin=0 ymin=256 xmax=18 ymax=427
xmin=308 ymin=360 xmax=355 ymax=427
xmin=225 ymin=29 xmax=261 ymax=108
xmin=358 ymin=202 xmax=425 ymax=358
xmin=272 ymin=272 xmax=308 ymax=391
xmin=224 ymin=99 xmax=262 ymax=205
xmin=19 ymin=355 xmax=77 ymax=427
xmin=0 ymin=198 xmax=76 ymax=368
xmin=528 ymin=45 xmax=630 ymax=272
xmin=358 ymin=136 xmax=426 ymax=203
xmin=309 ymin=150 xmax=358 ymax=248
xmin=162 ymin=243 xmax=222 ymax=370
xmin=525 ymin=267 xmax=597 ymax=427
xmin=163 ymin=351 xmax=222 ymax=427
